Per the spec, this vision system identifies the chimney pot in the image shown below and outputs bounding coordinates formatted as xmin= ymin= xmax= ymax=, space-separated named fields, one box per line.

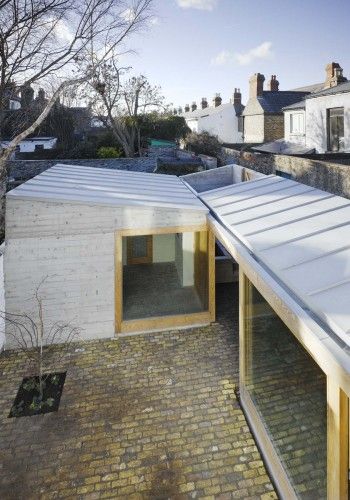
xmin=201 ymin=97 xmax=208 ymax=109
xmin=267 ymin=74 xmax=279 ymax=91
xmin=184 ymin=104 xmax=190 ymax=113
xmin=191 ymin=101 xmax=197 ymax=112
xmin=213 ymin=93 xmax=222 ymax=107
xmin=232 ymin=88 xmax=242 ymax=106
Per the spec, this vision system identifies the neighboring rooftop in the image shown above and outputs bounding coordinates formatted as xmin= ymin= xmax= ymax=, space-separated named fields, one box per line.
xmin=182 ymin=102 xmax=244 ymax=120
xmin=282 ymin=99 xmax=306 ymax=111
xmin=7 ymin=164 xmax=208 ymax=212
xmin=291 ymin=82 xmax=324 ymax=93
xmin=305 ymin=80 xmax=350 ymax=99
xmin=252 ymin=139 xmax=314 ymax=155
xmin=253 ymin=91 xmax=310 ymax=114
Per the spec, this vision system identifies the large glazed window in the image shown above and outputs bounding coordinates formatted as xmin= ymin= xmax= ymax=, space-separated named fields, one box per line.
xmin=243 ymin=281 xmax=327 ymax=498
xmin=122 ymin=231 xmax=209 ymax=320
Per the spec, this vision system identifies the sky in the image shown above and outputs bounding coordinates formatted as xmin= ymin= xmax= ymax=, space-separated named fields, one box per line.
xmin=124 ymin=0 xmax=350 ymax=109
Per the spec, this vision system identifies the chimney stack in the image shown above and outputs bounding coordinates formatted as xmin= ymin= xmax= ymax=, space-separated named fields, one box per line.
xmin=213 ymin=93 xmax=222 ymax=107
xmin=178 ymin=106 xmax=183 ymax=114
xmin=267 ymin=75 xmax=279 ymax=91
xmin=232 ymin=88 xmax=242 ymax=106
xmin=201 ymin=97 xmax=208 ymax=109
xmin=184 ymin=104 xmax=190 ymax=113
xmin=249 ymin=73 xmax=265 ymax=98
xmin=191 ymin=101 xmax=197 ymax=112
xmin=325 ymin=62 xmax=347 ymax=88
xmin=21 ymin=84 xmax=34 ymax=108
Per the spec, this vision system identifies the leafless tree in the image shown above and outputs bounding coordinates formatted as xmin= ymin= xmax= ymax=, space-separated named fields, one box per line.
xmin=1 ymin=276 xmax=81 ymax=402
xmin=87 ymin=61 xmax=166 ymax=157
xmin=0 ymin=0 xmax=153 ymax=237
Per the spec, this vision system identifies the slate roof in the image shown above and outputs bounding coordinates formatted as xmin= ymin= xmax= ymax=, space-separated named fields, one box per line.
xmin=291 ymin=82 xmax=325 ymax=93
xmin=256 ymin=91 xmax=310 ymax=114
xmin=283 ymin=100 xmax=306 ymax=111
xmin=305 ymin=80 xmax=350 ymax=99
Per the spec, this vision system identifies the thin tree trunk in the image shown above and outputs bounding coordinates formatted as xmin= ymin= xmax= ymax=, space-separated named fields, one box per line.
xmin=38 ymin=297 xmax=44 ymax=401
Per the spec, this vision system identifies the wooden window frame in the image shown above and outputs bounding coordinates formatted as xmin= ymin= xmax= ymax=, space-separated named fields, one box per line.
xmin=239 ymin=270 xmax=349 ymax=500
xmin=115 ymin=224 xmax=215 ymax=335
xmin=209 ymin=217 xmax=350 ymax=500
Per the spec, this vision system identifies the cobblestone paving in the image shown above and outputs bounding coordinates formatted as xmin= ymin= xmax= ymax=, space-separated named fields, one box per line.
xmin=0 ymin=284 xmax=277 ymax=499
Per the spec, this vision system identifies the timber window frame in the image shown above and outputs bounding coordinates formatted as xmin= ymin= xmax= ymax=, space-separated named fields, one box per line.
xmin=239 ymin=270 xmax=349 ymax=500
xmin=115 ymin=224 xmax=215 ymax=335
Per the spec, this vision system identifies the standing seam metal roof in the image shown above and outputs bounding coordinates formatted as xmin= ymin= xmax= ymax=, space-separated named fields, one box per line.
xmin=7 ymin=164 xmax=208 ymax=212
xmin=200 ymin=175 xmax=350 ymax=348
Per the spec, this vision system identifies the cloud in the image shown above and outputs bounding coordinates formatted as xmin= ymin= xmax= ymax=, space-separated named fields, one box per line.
xmin=235 ymin=42 xmax=273 ymax=66
xmin=211 ymin=50 xmax=233 ymax=66
xmin=211 ymin=42 xmax=273 ymax=66
xmin=177 ymin=0 xmax=218 ymax=11
xmin=120 ymin=8 xmax=136 ymax=22
xmin=149 ymin=16 xmax=160 ymax=25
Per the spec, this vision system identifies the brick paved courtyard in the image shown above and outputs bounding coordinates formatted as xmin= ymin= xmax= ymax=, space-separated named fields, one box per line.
xmin=0 ymin=284 xmax=276 ymax=499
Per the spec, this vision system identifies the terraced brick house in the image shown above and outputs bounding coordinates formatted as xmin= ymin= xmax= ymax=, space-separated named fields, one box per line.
xmin=242 ymin=73 xmax=310 ymax=143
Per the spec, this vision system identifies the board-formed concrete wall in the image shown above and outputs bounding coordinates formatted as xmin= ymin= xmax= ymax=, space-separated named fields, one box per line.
xmin=0 ymin=246 xmax=4 ymax=350
xmin=220 ymin=147 xmax=350 ymax=198
xmin=5 ymin=198 xmax=206 ymax=345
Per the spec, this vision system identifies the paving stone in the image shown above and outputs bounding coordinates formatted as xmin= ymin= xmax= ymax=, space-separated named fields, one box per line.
xmin=0 ymin=283 xmax=275 ymax=499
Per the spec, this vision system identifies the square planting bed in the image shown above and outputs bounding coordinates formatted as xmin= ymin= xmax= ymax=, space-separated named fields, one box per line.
xmin=9 ymin=372 xmax=66 ymax=418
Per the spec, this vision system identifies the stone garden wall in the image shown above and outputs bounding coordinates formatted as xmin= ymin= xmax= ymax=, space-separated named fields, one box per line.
xmin=220 ymin=147 xmax=350 ymax=198
xmin=8 ymin=157 xmax=157 ymax=187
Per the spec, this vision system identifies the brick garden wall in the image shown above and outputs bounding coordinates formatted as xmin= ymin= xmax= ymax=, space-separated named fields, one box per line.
xmin=220 ymin=147 xmax=350 ymax=198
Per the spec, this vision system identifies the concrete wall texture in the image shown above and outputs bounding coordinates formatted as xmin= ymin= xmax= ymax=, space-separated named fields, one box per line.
xmin=220 ymin=147 xmax=350 ymax=198
xmin=5 ymin=197 xmax=206 ymax=345
xmin=0 ymin=248 xmax=4 ymax=350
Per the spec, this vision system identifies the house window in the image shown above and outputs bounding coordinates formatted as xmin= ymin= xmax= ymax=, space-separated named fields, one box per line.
xmin=289 ymin=112 xmax=305 ymax=134
xmin=238 ymin=116 xmax=244 ymax=133
xmin=327 ymin=107 xmax=344 ymax=151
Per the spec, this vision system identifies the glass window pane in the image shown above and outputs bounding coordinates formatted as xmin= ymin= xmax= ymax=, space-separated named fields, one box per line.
xmin=122 ymin=231 xmax=209 ymax=320
xmin=244 ymin=283 xmax=327 ymax=498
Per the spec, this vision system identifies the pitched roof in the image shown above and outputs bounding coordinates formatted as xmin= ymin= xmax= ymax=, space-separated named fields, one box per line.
xmin=305 ymin=80 xmax=350 ymax=99
xmin=257 ymin=91 xmax=310 ymax=114
xmin=283 ymin=99 xmax=306 ymax=111
xmin=183 ymin=102 xmax=244 ymax=121
xmin=291 ymin=82 xmax=324 ymax=93
xmin=7 ymin=164 xmax=208 ymax=212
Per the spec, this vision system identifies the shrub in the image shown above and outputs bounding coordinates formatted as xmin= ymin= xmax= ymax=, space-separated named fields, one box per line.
xmin=97 ymin=146 xmax=123 ymax=158
xmin=184 ymin=131 xmax=221 ymax=157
